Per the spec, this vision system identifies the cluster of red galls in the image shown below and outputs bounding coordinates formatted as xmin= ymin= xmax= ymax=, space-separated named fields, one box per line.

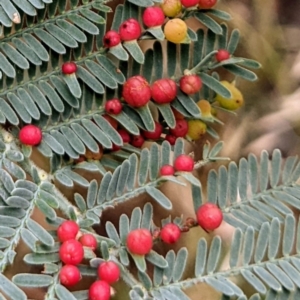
xmin=104 ymin=73 xmax=203 ymax=148
xmin=56 ymin=199 xmax=222 ymax=299
xmin=102 ymin=0 xmax=222 ymax=47
xmin=57 ymin=220 xmax=119 ymax=300
xmin=125 ymin=202 xmax=223 ymax=255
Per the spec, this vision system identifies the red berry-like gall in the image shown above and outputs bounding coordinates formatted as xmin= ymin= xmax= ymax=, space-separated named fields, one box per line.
xmin=59 ymin=239 xmax=84 ymax=265
xmin=160 ymin=165 xmax=175 ymax=176
xmin=119 ymin=18 xmax=142 ymax=41
xmin=216 ymin=49 xmax=230 ymax=62
xmin=103 ymin=30 xmax=121 ymax=48
xmin=62 ymin=62 xmax=77 ymax=74
xmin=59 ymin=265 xmax=81 ymax=287
xmin=105 ymin=98 xmax=122 ymax=115
xmin=122 ymin=76 xmax=151 ymax=108
xmin=79 ymin=234 xmax=97 ymax=251
xmin=165 ymin=134 xmax=177 ymax=145
xmin=196 ymin=203 xmax=223 ymax=231
xmin=19 ymin=125 xmax=42 ymax=146
xmin=57 ymin=220 xmax=79 ymax=242
xmin=142 ymin=121 xmax=163 ymax=140
xmin=126 ymin=228 xmax=153 ymax=255
xmin=89 ymin=280 xmax=111 ymax=300
xmin=98 ymin=261 xmax=120 ymax=284
xmin=151 ymin=78 xmax=177 ymax=104
xmin=180 ymin=75 xmax=202 ymax=95
xmin=118 ymin=129 xmax=131 ymax=144
xmin=169 ymin=119 xmax=189 ymax=137
xmin=198 ymin=0 xmax=217 ymax=9
xmin=143 ymin=7 xmax=165 ymax=28
xmin=181 ymin=0 xmax=199 ymax=7
xmin=131 ymin=135 xmax=145 ymax=148
xmin=160 ymin=223 xmax=181 ymax=244
xmin=174 ymin=154 xmax=194 ymax=172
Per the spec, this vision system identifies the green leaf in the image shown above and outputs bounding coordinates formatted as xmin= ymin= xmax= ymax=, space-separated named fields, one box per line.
xmin=268 ymin=218 xmax=281 ymax=260
xmin=230 ymin=228 xmax=243 ymax=268
xmin=135 ymin=105 xmax=155 ymax=132
xmin=206 ymin=236 xmax=221 ymax=273
xmin=68 ymin=14 xmax=99 ymax=35
xmin=147 ymin=27 xmax=164 ymax=40
xmin=7 ymin=93 xmax=31 ymax=123
xmin=123 ymin=41 xmax=145 ymax=64
xmin=0 ymin=226 xmax=15 ymax=238
xmin=97 ymin=172 xmax=112 ymax=204
xmin=6 ymin=196 xmax=29 ymax=209
xmin=85 ymin=60 xmax=117 ymax=89
xmin=0 ymin=98 xmax=18 ymax=125
xmin=105 ymin=222 xmax=121 ymax=246
xmin=55 ymin=284 xmax=77 ymax=300
xmin=146 ymin=250 xmax=168 ymax=268
xmin=83 ymin=117 xmax=114 ymax=148
xmin=34 ymin=28 xmax=66 ymax=54
xmin=200 ymin=73 xmax=231 ymax=98
xmin=106 ymin=165 xmax=121 ymax=200
xmin=241 ymin=269 xmax=266 ymax=294
xmin=36 ymin=199 xmax=56 ymax=220
xmin=62 ymin=74 xmax=82 ymax=98
xmin=176 ymin=91 xmax=201 ymax=118
xmin=131 ymin=254 xmax=147 ymax=272
xmin=145 ymin=186 xmax=172 ymax=210
xmin=194 ymin=12 xmax=223 ymax=34
xmin=119 ymin=214 xmax=130 ymax=244
xmin=13 ymin=274 xmax=53 ymax=288
xmin=242 ymin=227 xmax=255 ymax=265
xmin=23 ymin=253 xmax=60 ymax=265
xmin=0 ymin=169 xmax=14 ymax=193
xmin=96 ymin=55 xmax=125 ymax=84
xmin=208 ymin=9 xmax=231 ymax=21
xmin=224 ymin=64 xmax=258 ymax=81
xmin=266 ymin=263 xmax=294 ymax=291
xmin=253 ymin=266 xmax=281 ymax=291
xmin=109 ymin=43 xmax=129 ymax=61
xmin=156 ymin=104 xmax=175 ymax=129
xmin=26 ymin=218 xmax=54 ymax=247
xmin=138 ymin=271 xmax=153 ymax=291
xmin=0 ymin=274 xmax=27 ymax=300
xmin=172 ymin=248 xmax=188 ymax=282
xmin=227 ymin=29 xmax=240 ymax=54
xmin=204 ymin=277 xmax=234 ymax=296
xmin=195 ymin=238 xmax=207 ymax=277
xmin=130 ymin=207 xmax=142 ymax=231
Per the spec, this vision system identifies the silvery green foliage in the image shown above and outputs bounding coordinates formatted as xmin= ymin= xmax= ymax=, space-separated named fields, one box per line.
xmin=0 ymin=0 xmax=291 ymax=299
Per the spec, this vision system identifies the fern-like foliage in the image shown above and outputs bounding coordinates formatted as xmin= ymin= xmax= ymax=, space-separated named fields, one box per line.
xmin=197 ymin=149 xmax=300 ymax=231
xmin=128 ymin=214 xmax=300 ymax=300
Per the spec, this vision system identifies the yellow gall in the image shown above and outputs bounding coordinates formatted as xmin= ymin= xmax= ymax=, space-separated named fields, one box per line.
xmin=197 ymin=100 xmax=212 ymax=118
xmin=187 ymin=120 xmax=207 ymax=141
xmin=161 ymin=0 xmax=182 ymax=17
xmin=164 ymin=18 xmax=188 ymax=44
xmin=215 ymin=81 xmax=244 ymax=111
